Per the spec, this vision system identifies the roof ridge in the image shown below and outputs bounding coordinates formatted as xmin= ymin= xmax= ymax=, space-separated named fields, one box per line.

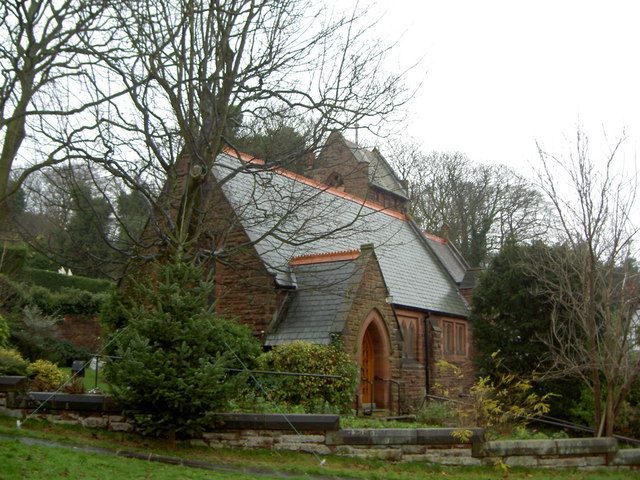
xmin=423 ymin=232 xmax=447 ymax=244
xmin=221 ymin=148 xmax=407 ymax=221
xmin=289 ymin=249 xmax=360 ymax=266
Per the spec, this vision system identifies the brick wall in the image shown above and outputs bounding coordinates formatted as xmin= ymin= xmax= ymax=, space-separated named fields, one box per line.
xmin=395 ymin=308 xmax=428 ymax=410
xmin=307 ymin=133 xmax=370 ymax=199
xmin=429 ymin=315 xmax=475 ymax=395
xmin=59 ymin=315 xmax=103 ymax=351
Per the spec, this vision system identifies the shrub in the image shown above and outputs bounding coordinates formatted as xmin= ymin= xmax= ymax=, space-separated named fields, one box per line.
xmin=0 ymin=348 xmax=29 ymax=376
xmin=41 ymin=339 xmax=91 ymax=367
xmin=106 ymin=253 xmax=262 ymax=444
xmin=22 ymin=268 xmax=112 ymax=293
xmin=27 ymin=359 xmax=67 ymax=391
xmin=22 ymin=285 xmax=106 ymax=316
xmin=437 ymin=353 xmax=555 ymax=436
xmin=24 ymin=251 xmax=58 ymax=271
xmin=417 ymin=400 xmax=457 ymax=426
xmin=10 ymin=306 xmax=60 ymax=361
xmin=256 ymin=340 xmax=358 ymax=414
xmin=61 ymin=376 xmax=86 ymax=394
xmin=0 ymin=314 xmax=10 ymax=348
xmin=0 ymin=274 xmax=22 ymax=311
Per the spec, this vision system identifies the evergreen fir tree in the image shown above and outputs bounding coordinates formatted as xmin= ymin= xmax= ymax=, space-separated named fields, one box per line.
xmin=106 ymin=251 xmax=260 ymax=444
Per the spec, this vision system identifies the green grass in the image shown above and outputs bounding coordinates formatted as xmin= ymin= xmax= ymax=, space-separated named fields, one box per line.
xmin=59 ymin=366 xmax=111 ymax=393
xmin=0 ymin=415 xmax=637 ymax=480
xmin=0 ymin=438 xmax=289 ymax=479
xmin=340 ymin=415 xmax=430 ymax=429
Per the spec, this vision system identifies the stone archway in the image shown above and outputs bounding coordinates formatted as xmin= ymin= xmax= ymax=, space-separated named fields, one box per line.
xmin=358 ymin=309 xmax=391 ymax=409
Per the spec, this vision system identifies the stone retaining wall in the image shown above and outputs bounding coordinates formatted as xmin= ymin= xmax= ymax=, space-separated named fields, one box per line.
xmin=194 ymin=427 xmax=640 ymax=469
xmin=478 ymin=438 xmax=618 ymax=469
xmin=1 ymin=383 xmax=639 ymax=470
xmin=197 ymin=426 xmax=484 ymax=464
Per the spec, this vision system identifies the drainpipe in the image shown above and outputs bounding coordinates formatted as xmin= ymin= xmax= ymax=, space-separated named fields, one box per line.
xmin=424 ymin=313 xmax=431 ymax=396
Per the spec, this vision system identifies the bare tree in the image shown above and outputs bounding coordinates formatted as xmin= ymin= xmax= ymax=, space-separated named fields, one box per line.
xmin=79 ymin=0 xmax=409 ymax=257
xmin=535 ymin=128 xmax=640 ymax=437
xmin=387 ymin=143 xmax=547 ymax=266
xmin=0 ymin=0 xmax=117 ymax=224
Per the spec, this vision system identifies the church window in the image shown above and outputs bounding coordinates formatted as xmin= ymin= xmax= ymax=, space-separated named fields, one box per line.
xmin=443 ymin=319 xmax=467 ymax=357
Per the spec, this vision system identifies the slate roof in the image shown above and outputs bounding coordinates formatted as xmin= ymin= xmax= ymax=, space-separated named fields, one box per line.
xmin=341 ymin=136 xmax=409 ymax=200
xmin=265 ymin=259 xmax=360 ymax=346
xmin=211 ymin=152 xmax=469 ymax=318
xmin=423 ymin=234 xmax=470 ymax=285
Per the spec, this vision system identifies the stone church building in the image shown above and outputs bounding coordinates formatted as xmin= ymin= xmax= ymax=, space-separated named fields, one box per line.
xmin=193 ymin=131 xmax=475 ymax=412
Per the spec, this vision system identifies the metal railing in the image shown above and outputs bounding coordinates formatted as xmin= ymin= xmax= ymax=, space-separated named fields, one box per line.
xmin=375 ymin=376 xmax=404 ymax=415
xmin=423 ymin=394 xmax=640 ymax=446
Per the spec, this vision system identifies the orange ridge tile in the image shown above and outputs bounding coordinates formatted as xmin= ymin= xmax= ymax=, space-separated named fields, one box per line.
xmin=423 ymin=232 xmax=447 ymax=244
xmin=222 ymin=148 xmax=407 ymax=221
xmin=289 ymin=250 xmax=361 ymax=265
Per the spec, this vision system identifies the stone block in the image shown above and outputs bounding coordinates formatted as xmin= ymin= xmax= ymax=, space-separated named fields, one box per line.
xmin=402 ymin=454 xmax=430 ymax=462
xmin=537 ymin=456 xmax=590 ymax=469
xmin=434 ymin=448 xmax=473 ymax=458
xmin=241 ymin=436 xmax=274 ymax=448
xmin=82 ymin=416 xmax=108 ymax=428
xmin=555 ymin=437 xmax=617 ymax=455
xmin=503 ymin=455 xmax=539 ymax=467
xmin=277 ymin=434 xmax=325 ymax=444
xmin=0 ymin=407 xmax=21 ymax=418
xmin=47 ymin=416 xmax=79 ymax=427
xmin=585 ymin=456 xmax=607 ymax=466
xmin=110 ymin=422 xmax=133 ymax=432
xmin=189 ymin=439 xmax=208 ymax=448
xmin=610 ymin=449 xmax=640 ymax=466
xmin=424 ymin=453 xmax=482 ymax=466
xmin=401 ymin=445 xmax=427 ymax=454
xmin=333 ymin=445 xmax=356 ymax=455
xmin=277 ymin=443 xmax=331 ymax=455
xmin=481 ymin=439 xmax=556 ymax=457
xmin=203 ymin=432 xmax=239 ymax=441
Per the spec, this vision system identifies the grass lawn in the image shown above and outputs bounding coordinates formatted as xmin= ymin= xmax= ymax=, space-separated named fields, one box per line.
xmin=0 ymin=438 xmax=290 ymax=480
xmin=59 ymin=366 xmax=111 ymax=393
xmin=0 ymin=415 xmax=637 ymax=480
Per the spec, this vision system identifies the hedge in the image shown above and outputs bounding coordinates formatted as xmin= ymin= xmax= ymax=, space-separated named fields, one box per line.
xmin=22 ymin=268 xmax=113 ymax=293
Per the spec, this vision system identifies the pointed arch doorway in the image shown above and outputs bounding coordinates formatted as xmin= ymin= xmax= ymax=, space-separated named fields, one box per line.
xmin=359 ymin=310 xmax=391 ymax=410
xmin=361 ymin=329 xmax=375 ymax=405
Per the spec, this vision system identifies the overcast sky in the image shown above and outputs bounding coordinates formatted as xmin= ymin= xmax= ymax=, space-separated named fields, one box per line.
xmin=350 ymin=0 xmax=640 ymax=180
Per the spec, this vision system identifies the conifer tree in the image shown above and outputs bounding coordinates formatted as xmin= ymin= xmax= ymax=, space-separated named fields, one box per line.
xmin=106 ymin=250 xmax=260 ymax=444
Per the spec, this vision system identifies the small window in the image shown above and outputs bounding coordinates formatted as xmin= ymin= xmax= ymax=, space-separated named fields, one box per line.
xmin=443 ymin=319 xmax=467 ymax=357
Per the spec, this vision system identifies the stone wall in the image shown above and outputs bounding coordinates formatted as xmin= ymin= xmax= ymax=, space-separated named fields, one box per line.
xmin=307 ymin=132 xmax=370 ymax=200
xmin=1 ymin=392 xmax=639 ymax=471
xmin=478 ymin=438 xmax=621 ymax=469
xmin=428 ymin=315 xmax=475 ymax=395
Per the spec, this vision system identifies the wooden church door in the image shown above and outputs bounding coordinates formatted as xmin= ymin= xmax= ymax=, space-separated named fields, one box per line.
xmin=361 ymin=329 xmax=374 ymax=405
